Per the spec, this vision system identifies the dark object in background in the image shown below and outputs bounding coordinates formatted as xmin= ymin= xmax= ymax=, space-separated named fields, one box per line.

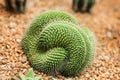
xmin=5 ymin=0 xmax=27 ymax=13
xmin=72 ymin=0 xmax=95 ymax=13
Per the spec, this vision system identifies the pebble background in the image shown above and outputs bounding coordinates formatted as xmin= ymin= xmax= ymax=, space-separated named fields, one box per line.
xmin=0 ymin=0 xmax=120 ymax=80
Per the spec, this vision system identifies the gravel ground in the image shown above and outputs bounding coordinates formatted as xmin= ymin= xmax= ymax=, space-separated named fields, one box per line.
xmin=0 ymin=0 xmax=120 ymax=80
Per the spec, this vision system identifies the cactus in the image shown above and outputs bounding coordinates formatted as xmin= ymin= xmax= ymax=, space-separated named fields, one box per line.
xmin=18 ymin=68 xmax=41 ymax=80
xmin=21 ymin=11 xmax=96 ymax=77
xmin=5 ymin=0 xmax=27 ymax=13
xmin=72 ymin=0 xmax=95 ymax=12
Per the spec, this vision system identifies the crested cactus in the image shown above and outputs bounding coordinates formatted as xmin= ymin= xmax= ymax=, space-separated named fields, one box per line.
xmin=5 ymin=0 xmax=27 ymax=13
xmin=21 ymin=11 xmax=96 ymax=77
xmin=72 ymin=0 xmax=95 ymax=12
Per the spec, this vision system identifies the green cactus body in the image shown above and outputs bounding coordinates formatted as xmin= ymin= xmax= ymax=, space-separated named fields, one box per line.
xmin=21 ymin=11 xmax=96 ymax=77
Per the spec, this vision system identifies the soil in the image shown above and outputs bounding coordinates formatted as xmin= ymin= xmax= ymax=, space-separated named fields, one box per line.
xmin=0 ymin=0 xmax=120 ymax=80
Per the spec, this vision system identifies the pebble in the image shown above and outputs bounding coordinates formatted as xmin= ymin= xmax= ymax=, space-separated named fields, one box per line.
xmin=94 ymin=63 xmax=102 ymax=67
xmin=85 ymin=72 xmax=90 ymax=77
xmin=16 ymin=39 xmax=21 ymax=43
xmin=0 ymin=56 xmax=3 ymax=60
xmin=19 ymin=57 xmax=27 ymax=63
xmin=106 ymin=31 xmax=113 ymax=39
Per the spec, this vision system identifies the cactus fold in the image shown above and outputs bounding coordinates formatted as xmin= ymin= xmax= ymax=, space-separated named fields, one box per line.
xmin=21 ymin=11 xmax=96 ymax=77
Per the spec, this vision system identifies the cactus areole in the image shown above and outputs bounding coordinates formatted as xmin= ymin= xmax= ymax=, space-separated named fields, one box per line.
xmin=21 ymin=11 xmax=96 ymax=77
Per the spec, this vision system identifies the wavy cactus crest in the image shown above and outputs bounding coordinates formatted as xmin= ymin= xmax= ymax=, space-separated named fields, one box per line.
xmin=21 ymin=11 xmax=96 ymax=77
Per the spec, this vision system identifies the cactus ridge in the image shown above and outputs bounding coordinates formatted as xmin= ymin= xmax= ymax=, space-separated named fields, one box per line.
xmin=21 ymin=11 xmax=96 ymax=77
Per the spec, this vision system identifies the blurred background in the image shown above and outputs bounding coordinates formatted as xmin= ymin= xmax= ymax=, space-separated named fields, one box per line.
xmin=0 ymin=0 xmax=120 ymax=80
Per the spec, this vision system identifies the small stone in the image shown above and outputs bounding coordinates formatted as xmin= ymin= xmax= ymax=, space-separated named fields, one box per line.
xmin=9 ymin=22 xmax=16 ymax=27
xmin=85 ymin=72 xmax=90 ymax=77
xmin=6 ymin=44 xmax=10 ymax=49
xmin=0 ymin=56 xmax=3 ymax=60
xmin=106 ymin=31 xmax=113 ymax=39
xmin=19 ymin=57 xmax=27 ymax=63
xmin=95 ymin=63 xmax=101 ymax=67
xmin=89 ymin=77 xmax=95 ymax=80
xmin=11 ymin=63 xmax=16 ymax=68
xmin=7 ymin=65 xmax=12 ymax=70
xmin=103 ymin=55 xmax=109 ymax=61
xmin=16 ymin=39 xmax=21 ymax=43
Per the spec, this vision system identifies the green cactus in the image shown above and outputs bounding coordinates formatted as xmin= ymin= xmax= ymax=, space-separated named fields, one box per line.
xmin=5 ymin=0 xmax=27 ymax=13
xmin=72 ymin=0 xmax=95 ymax=12
xmin=21 ymin=11 xmax=96 ymax=77
xmin=18 ymin=68 xmax=41 ymax=80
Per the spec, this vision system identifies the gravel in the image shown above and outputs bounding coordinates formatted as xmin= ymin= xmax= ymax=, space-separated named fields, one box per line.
xmin=0 ymin=0 xmax=120 ymax=80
